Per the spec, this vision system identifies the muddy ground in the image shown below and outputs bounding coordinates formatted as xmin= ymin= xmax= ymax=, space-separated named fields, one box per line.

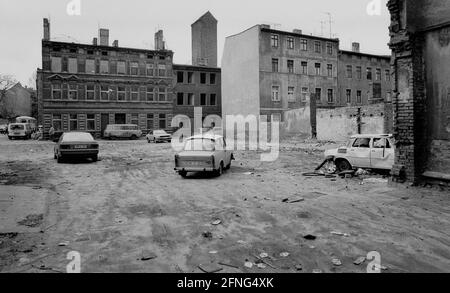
xmin=0 ymin=134 xmax=449 ymax=273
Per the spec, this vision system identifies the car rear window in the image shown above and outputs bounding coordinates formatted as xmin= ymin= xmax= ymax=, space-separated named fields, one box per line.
xmin=10 ymin=124 xmax=24 ymax=130
xmin=63 ymin=132 xmax=94 ymax=142
xmin=184 ymin=138 xmax=215 ymax=151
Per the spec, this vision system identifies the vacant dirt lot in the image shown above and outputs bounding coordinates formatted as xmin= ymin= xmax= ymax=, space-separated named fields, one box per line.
xmin=0 ymin=134 xmax=449 ymax=273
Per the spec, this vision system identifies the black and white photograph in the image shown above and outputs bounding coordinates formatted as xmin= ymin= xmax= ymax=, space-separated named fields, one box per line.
xmin=0 ymin=0 xmax=449 ymax=280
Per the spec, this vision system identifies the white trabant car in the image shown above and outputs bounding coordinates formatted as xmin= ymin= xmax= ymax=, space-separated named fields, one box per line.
xmin=324 ymin=134 xmax=395 ymax=172
xmin=174 ymin=134 xmax=234 ymax=178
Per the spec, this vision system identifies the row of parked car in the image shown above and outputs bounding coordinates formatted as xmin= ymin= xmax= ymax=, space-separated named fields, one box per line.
xmin=53 ymin=127 xmax=235 ymax=178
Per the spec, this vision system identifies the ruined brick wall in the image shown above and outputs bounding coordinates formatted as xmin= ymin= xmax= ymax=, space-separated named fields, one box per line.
xmin=388 ymin=0 xmax=450 ymax=183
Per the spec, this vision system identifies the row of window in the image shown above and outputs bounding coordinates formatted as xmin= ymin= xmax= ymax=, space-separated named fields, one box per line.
xmin=51 ymin=113 xmax=169 ymax=132
xmin=50 ymin=84 xmax=169 ymax=102
xmin=176 ymin=71 xmax=217 ymax=85
xmin=49 ymin=56 xmax=169 ymax=77
xmin=51 ymin=46 xmax=168 ymax=61
xmin=270 ymin=86 xmax=389 ymax=104
xmin=271 ymin=59 xmax=335 ymax=77
xmin=271 ymin=86 xmax=335 ymax=103
xmin=346 ymin=65 xmax=390 ymax=81
xmin=176 ymin=93 xmax=217 ymax=106
xmin=270 ymin=34 xmax=334 ymax=54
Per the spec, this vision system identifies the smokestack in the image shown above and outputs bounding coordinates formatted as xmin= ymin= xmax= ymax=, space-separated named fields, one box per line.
xmin=99 ymin=28 xmax=109 ymax=46
xmin=93 ymin=37 xmax=98 ymax=46
xmin=352 ymin=42 xmax=360 ymax=53
xmin=113 ymin=40 xmax=119 ymax=47
xmin=154 ymin=30 xmax=165 ymax=50
xmin=43 ymin=18 xmax=50 ymax=41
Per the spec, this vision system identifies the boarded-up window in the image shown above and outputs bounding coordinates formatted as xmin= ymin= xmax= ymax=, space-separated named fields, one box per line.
xmin=51 ymin=57 xmax=62 ymax=72
xmin=68 ymin=58 xmax=77 ymax=73
xmin=86 ymin=59 xmax=96 ymax=74
xmin=100 ymin=60 xmax=109 ymax=74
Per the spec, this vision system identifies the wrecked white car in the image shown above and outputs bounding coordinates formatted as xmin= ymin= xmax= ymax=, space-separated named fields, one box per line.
xmin=323 ymin=134 xmax=395 ymax=172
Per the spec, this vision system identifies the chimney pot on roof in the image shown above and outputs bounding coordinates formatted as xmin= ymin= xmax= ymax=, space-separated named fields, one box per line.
xmin=43 ymin=18 xmax=50 ymax=41
xmin=293 ymin=29 xmax=302 ymax=34
xmin=260 ymin=24 xmax=270 ymax=29
xmin=155 ymin=30 xmax=165 ymax=50
xmin=113 ymin=40 xmax=119 ymax=47
xmin=93 ymin=37 xmax=98 ymax=46
xmin=99 ymin=28 xmax=109 ymax=46
xmin=352 ymin=42 xmax=360 ymax=53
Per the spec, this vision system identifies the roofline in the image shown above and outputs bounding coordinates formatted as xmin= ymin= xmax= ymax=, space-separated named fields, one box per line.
xmin=192 ymin=11 xmax=218 ymax=26
xmin=260 ymin=27 xmax=340 ymax=43
xmin=173 ymin=64 xmax=221 ymax=72
xmin=339 ymin=50 xmax=391 ymax=60
xmin=42 ymin=40 xmax=174 ymax=55
xmin=225 ymin=24 xmax=260 ymax=39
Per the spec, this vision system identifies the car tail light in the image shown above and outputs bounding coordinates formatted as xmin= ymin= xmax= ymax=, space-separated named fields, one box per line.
xmin=211 ymin=155 xmax=215 ymax=166
xmin=60 ymin=145 xmax=70 ymax=149
xmin=89 ymin=144 xmax=99 ymax=149
xmin=175 ymin=155 xmax=179 ymax=166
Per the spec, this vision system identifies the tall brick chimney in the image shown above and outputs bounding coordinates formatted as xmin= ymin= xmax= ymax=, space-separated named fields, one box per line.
xmin=99 ymin=28 xmax=109 ymax=46
xmin=43 ymin=18 xmax=50 ymax=41
xmin=93 ymin=37 xmax=98 ymax=46
xmin=155 ymin=30 xmax=165 ymax=50
xmin=352 ymin=42 xmax=360 ymax=53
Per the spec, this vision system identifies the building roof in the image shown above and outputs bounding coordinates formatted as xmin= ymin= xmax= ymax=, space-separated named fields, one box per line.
xmin=192 ymin=11 xmax=218 ymax=26
xmin=260 ymin=26 xmax=340 ymax=43
xmin=42 ymin=40 xmax=173 ymax=55
xmin=340 ymin=50 xmax=391 ymax=60
xmin=173 ymin=64 xmax=221 ymax=72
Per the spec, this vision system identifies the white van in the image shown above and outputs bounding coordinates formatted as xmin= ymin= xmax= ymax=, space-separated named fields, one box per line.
xmin=8 ymin=123 xmax=32 ymax=140
xmin=103 ymin=124 xmax=142 ymax=140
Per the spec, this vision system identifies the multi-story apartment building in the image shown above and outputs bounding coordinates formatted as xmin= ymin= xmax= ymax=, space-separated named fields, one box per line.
xmin=337 ymin=43 xmax=391 ymax=107
xmin=36 ymin=19 xmax=174 ymax=138
xmin=222 ymin=25 xmax=340 ymax=121
xmin=222 ymin=25 xmax=391 ymax=121
xmin=173 ymin=64 xmax=221 ymax=128
xmin=172 ymin=12 xmax=222 ymax=130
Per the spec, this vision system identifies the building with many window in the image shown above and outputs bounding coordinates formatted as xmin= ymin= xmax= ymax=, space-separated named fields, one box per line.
xmin=338 ymin=43 xmax=391 ymax=107
xmin=222 ymin=25 xmax=391 ymax=121
xmin=173 ymin=64 xmax=221 ymax=129
xmin=36 ymin=19 xmax=174 ymax=138
xmin=172 ymin=11 xmax=222 ymax=131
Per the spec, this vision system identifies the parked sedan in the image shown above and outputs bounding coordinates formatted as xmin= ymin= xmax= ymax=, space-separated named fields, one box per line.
xmin=324 ymin=134 xmax=394 ymax=172
xmin=174 ymin=134 xmax=234 ymax=177
xmin=54 ymin=132 xmax=99 ymax=163
xmin=146 ymin=130 xmax=172 ymax=143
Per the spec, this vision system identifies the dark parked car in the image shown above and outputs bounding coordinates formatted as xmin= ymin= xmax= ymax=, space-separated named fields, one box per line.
xmin=54 ymin=132 xmax=99 ymax=163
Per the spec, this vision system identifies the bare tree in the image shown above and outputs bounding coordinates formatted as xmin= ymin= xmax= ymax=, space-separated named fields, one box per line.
xmin=27 ymin=71 xmax=37 ymax=90
xmin=0 ymin=74 xmax=18 ymax=119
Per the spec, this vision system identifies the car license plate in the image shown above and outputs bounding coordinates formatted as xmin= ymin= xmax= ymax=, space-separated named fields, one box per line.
xmin=185 ymin=161 xmax=202 ymax=166
xmin=74 ymin=145 xmax=87 ymax=149
xmin=14 ymin=132 xmax=20 ymax=135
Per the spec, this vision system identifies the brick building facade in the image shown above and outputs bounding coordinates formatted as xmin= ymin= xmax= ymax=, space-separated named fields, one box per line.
xmin=37 ymin=19 xmax=174 ymax=138
xmin=387 ymin=0 xmax=450 ymax=184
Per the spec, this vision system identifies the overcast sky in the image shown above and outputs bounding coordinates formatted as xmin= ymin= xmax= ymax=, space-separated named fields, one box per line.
xmin=0 ymin=0 xmax=390 ymax=86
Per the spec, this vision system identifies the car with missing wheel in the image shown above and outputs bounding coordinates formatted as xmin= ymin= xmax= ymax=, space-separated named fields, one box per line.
xmin=174 ymin=134 xmax=234 ymax=177
xmin=54 ymin=132 xmax=99 ymax=163
xmin=146 ymin=130 xmax=172 ymax=143
xmin=323 ymin=134 xmax=395 ymax=172
xmin=103 ymin=124 xmax=142 ymax=140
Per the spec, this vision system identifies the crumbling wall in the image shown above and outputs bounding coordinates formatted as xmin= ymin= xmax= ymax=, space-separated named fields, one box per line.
xmin=282 ymin=103 xmax=389 ymax=141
